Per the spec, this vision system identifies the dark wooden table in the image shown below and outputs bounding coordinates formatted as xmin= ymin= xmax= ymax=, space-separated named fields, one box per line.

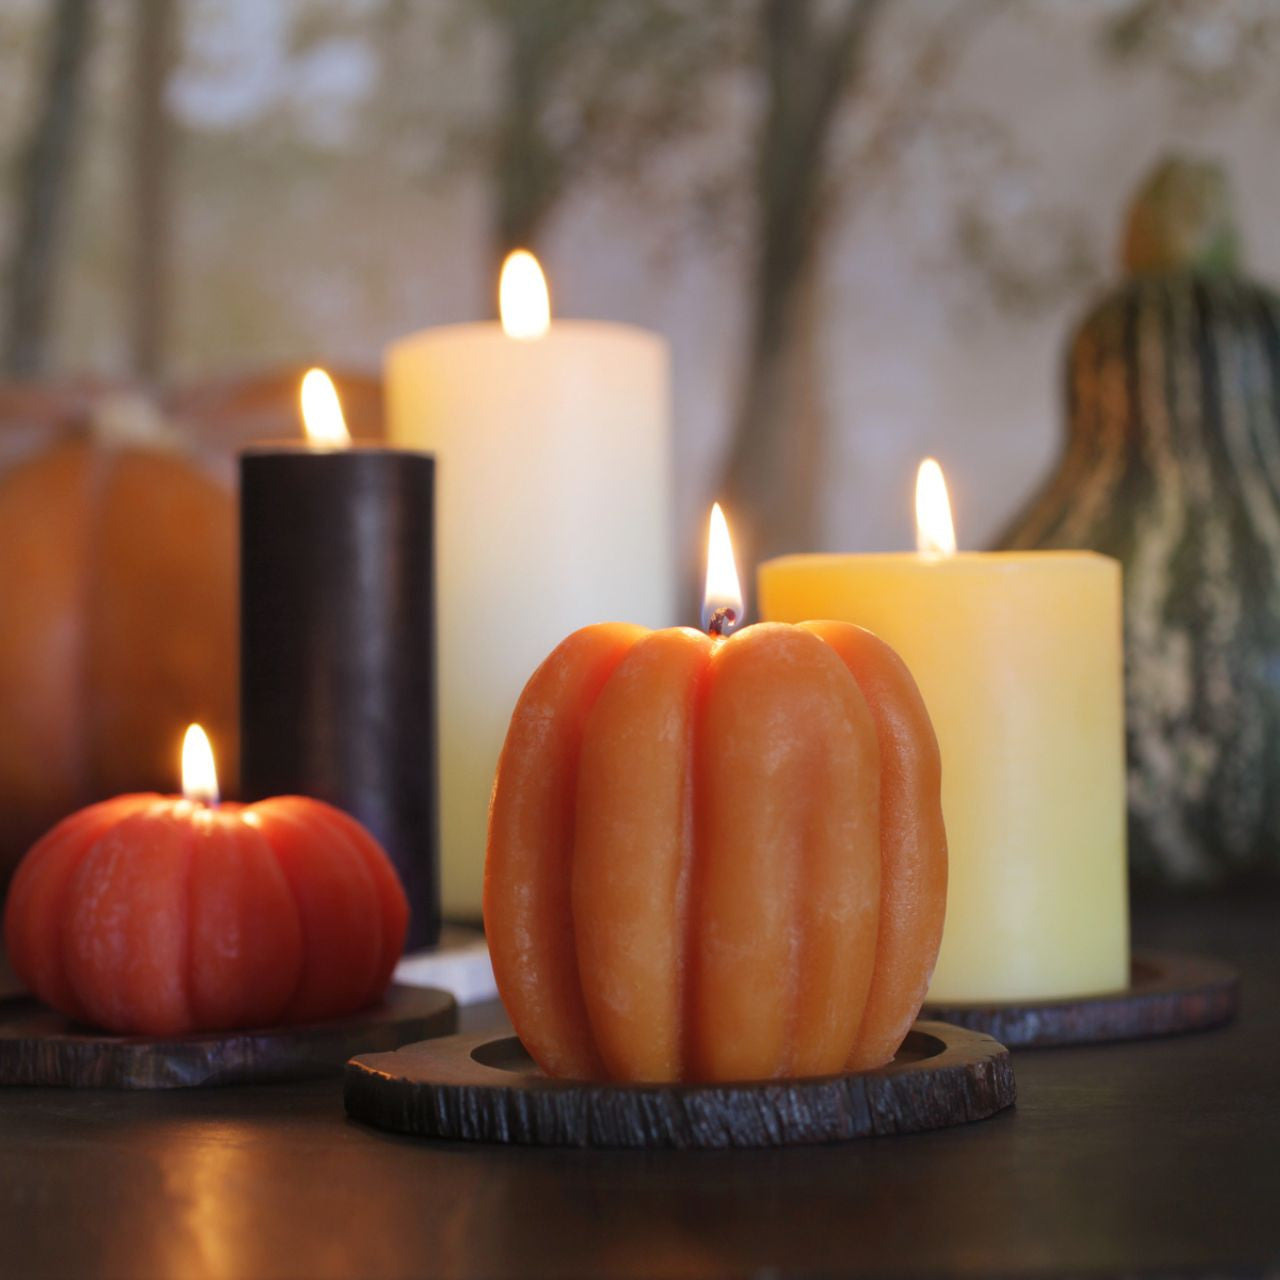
xmin=2 ymin=895 xmax=1277 ymax=1280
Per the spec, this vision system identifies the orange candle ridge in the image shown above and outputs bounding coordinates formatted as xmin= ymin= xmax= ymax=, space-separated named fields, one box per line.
xmin=485 ymin=614 xmax=947 ymax=1084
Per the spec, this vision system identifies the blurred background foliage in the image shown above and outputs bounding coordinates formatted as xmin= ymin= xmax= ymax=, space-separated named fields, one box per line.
xmin=3 ymin=0 xmax=1280 ymax=568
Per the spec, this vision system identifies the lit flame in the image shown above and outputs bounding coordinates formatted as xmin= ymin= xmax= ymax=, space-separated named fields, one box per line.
xmin=300 ymin=368 xmax=351 ymax=447
xmin=182 ymin=724 xmax=220 ymax=806
xmin=702 ymin=502 xmax=744 ymax=636
xmin=915 ymin=458 xmax=957 ymax=558
xmin=499 ymin=249 xmax=551 ymax=340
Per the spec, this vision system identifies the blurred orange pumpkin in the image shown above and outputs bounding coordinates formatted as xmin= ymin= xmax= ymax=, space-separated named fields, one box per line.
xmin=0 ymin=396 xmax=237 ymax=880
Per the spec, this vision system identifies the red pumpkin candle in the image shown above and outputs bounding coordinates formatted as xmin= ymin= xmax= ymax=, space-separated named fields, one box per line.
xmin=485 ymin=506 xmax=947 ymax=1084
xmin=4 ymin=725 xmax=408 ymax=1036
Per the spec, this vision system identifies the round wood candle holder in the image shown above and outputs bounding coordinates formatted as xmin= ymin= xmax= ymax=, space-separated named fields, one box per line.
xmin=0 ymin=985 xmax=456 ymax=1089
xmin=921 ymin=948 xmax=1239 ymax=1048
xmin=344 ymin=1019 xmax=1015 ymax=1149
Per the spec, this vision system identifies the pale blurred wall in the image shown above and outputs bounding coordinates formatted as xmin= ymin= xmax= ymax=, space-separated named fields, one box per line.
xmin=5 ymin=0 xmax=1280 ymax=586
xmin=816 ymin=4 xmax=1280 ymax=553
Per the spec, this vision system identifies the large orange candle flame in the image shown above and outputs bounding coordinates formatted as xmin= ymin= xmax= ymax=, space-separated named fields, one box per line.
xmin=182 ymin=723 xmax=220 ymax=806
xmin=702 ymin=502 xmax=744 ymax=635
xmin=915 ymin=458 xmax=957 ymax=558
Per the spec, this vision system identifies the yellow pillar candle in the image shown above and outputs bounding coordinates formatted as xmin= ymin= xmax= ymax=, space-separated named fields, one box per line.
xmin=758 ymin=461 xmax=1128 ymax=1002
xmin=385 ymin=252 xmax=673 ymax=917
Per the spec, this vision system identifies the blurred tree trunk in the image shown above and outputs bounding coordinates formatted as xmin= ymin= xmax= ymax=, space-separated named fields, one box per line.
xmin=488 ymin=1 xmax=567 ymax=294
xmin=478 ymin=1 xmax=732 ymax=316
xmin=718 ymin=0 xmax=884 ymax=577
xmin=130 ymin=0 xmax=177 ymax=383
xmin=3 ymin=0 xmax=94 ymax=377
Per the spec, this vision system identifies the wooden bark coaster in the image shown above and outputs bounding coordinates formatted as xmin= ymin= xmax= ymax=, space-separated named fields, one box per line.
xmin=0 ymin=985 xmax=456 ymax=1089
xmin=921 ymin=948 xmax=1239 ymax=1049
xmin=344 ymin=1019 xmax=1014 ymax=1149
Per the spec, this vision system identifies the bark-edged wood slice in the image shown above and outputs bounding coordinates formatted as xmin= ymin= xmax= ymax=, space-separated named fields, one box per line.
xmin=344 ymin=1020 xmax=1015 ymax=1149
xmin=0 ymin=984 xmax=456 ymax=1089
xmin=921 ymin=948 xmax=1239 ymax=1048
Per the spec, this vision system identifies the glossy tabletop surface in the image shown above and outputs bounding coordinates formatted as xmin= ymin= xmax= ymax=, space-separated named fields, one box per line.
xmin=2 ymin=894 xmax=1278 ymax=1279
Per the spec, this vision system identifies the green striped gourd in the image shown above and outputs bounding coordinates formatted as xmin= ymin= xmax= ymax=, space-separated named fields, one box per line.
xmin=999 ymin=156 xmax=1280 ymax=885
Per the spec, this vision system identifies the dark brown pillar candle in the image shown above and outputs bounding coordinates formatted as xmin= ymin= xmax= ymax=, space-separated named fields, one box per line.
xmin=239 ymin=445 xmax=439 ymax=949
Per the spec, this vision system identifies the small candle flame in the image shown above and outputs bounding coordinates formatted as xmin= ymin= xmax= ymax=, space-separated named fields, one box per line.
xmin=182 ymin=723 xmax=219 ymax=807
xmin=300 ymin=368 xmax=351 ymax=447
xmin=702 ymin=503 xmax=744 ymax=636
xmin=915 ymin=458 xmax=957 ymax=558
xmin=499 ymin=249 xmax=551 ymax=341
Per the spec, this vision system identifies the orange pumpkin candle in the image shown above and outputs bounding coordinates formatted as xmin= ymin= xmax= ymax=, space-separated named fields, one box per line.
xmin=485 ymin=506 xmax=947 ymax=1084
xmin=3 ymin=725 xmax=408 ymax=1036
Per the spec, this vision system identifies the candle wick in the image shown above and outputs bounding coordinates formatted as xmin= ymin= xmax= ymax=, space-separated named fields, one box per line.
xmin=705 ymin=606 xmax=739 ymax=638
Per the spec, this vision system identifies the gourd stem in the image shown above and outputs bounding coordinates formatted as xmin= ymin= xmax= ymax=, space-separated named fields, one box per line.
xmin=1122 ymin=155 xmax=1240 ymax=278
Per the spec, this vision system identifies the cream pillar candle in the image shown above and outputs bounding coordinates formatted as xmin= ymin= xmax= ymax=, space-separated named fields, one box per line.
xmin=385 ymin=252 xmax=673 ymax=917
xmin=758 ymin=461 xmax=1128 ymax=1002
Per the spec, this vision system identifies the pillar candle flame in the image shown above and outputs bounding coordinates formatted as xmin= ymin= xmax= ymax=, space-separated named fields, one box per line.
xmin=702 ymin=502 xmax=744 ymax=636
xmin=915 ymin=458 xmax=957 ymax=558
xmin=499 ymin=250 xmax=551 ymax=341
xmin=300 ymin=368 xmax=351 ymax=447
xmin=182 ymin=723 xmax=219 ymax=806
